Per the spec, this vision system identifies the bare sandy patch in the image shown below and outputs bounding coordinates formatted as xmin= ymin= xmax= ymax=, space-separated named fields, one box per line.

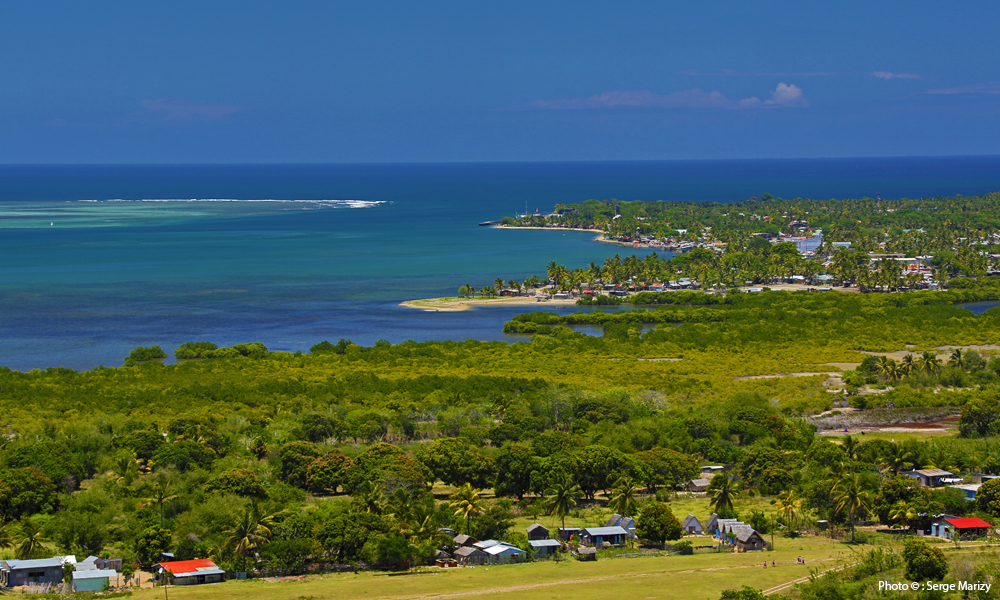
xmin=399 ymin=296 xmax=579 ymax=312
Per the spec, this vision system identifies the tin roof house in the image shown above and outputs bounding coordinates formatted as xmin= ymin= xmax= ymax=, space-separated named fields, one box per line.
xmin=902 ymin=469 xmax=953 ymax=487
xmin=0 ymin=558 xmax=64 ymax=588
xmin=931 ymin=517 xmax=993 ymax=540
xmin=155 ymin=559 xmax=225 ymax=586
xmin=73 ymin=569 xmax=119 ymax=592
xmin=580 ymin=526 xmax=629 ymax=547
xmin=526 ymin=524 xmax=550 ymax=540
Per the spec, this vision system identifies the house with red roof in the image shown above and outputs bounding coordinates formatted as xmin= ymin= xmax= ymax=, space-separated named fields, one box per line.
xmin=930 ymin=517 xmax=993 ymax=540
xmin=155 ymin=559 xmax=225 ymax=585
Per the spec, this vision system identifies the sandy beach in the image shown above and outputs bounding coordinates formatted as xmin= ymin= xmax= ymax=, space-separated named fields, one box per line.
xmin=398 ymin=295 xmax=580 ymax=312
xmin=399 ymin=284 xmax=862 ymax=312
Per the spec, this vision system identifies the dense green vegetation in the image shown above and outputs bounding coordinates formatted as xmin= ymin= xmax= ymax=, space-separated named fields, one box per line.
xmin=1 ymin=288 xmax=999 ymax=582
xmin=510 ymin=192 xmax=1000 ymax=255
xmin=476 ymin=193 xmax=1000 ymax=295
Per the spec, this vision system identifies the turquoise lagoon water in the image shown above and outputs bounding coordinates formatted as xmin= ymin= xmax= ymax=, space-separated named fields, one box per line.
xmin=1 ymin=158 xmax=999 ymax=371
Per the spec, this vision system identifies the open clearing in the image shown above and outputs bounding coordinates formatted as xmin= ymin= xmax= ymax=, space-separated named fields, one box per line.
xmin=131 ymin=536 xmax=847 ymax=600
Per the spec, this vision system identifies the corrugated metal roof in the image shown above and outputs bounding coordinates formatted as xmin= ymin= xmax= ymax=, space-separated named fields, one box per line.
xmin=4 ymin=558 xmax=63 ymax=569
xmin=914 ymin=469 xmax=953 ymax=477
xmin=529 ymin=539 xmax=561 ymax=547
xmin=937 ymin=517 xmax=993 ymax=529
xmin=73 ymin=569 xmax=118 ymax=580
xmin=484 ymin=545 xmax=523 ymax=555
xmin=581 ymin=526 xmax=628 ymax=536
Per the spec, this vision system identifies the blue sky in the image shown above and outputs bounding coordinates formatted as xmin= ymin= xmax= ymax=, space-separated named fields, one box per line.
xmin=2 ymin=1 xmax=999 ymax=163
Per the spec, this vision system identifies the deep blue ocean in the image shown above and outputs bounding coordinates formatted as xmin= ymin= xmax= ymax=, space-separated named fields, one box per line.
xmin=2 ymin=157 xmax=999 ymax=371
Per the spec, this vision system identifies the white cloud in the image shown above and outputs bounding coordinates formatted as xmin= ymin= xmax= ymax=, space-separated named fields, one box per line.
xmin=766 ymin=82 xmax=809 ymax=107
xmin=526 ymin=83 xmax=808 ymax=110
xmin=872 ymin=71 xmax=923 ymax=80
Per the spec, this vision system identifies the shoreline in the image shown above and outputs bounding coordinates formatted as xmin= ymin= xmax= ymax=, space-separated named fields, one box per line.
xmin=398 ymin=296 xmax=580 ymax=312
xmin=494 ymin=224 xmax=677 ymax=249
xmin=399 ymin=284 xmax=860 ymax=312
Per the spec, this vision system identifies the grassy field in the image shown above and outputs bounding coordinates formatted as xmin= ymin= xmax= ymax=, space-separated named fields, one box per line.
xmin=131 ymin=535 xmax=849 ymax=600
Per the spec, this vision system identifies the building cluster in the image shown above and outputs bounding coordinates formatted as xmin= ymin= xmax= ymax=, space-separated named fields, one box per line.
xmin=0 ymin=555 xmax=124 ymax=593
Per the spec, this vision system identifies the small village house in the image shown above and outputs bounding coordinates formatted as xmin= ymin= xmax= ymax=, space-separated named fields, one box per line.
xmin=475 ymin=540 xmax=526 ymax=564
xmin=687 ymin=478 xmax=711 ymax=493
xmin=705 ymin=513 xmax=719 ymax=534
xmin=605 ymin=514 xmax=636 ymax=538
xmin=526 ymin=523 xmax=550 ymax=540
xmin=0 ymin=558 xmax=64 ymax=587
xmin=453 ymin=534 xmax=479 ymax=547
xmin=580 ymin=526 xmax=628 ymax=547
xmin=949 ymin=483 xmax=981 ymax=501
xmin=902 ymin=469 xmax=953 ymax=487
xmin=528 ymin=539 xmax=560 ymax=558
xmin=453 ymin=546 xmax=487 ymax=565
xmin=155 ymin=559 xmax=225 ymax=586
xmin=734 ymin=527 xmax=767 ymax=551
xmin=931 ymin=517 xmax=993 ymax=540
xmin=577 ymin=547 xmax=597 ymax=561
xmin=73 ymin=569 xmax=119 ymax=592
xmin=557 ymin=527 xmax=581 ymax=541
xmin=681 ymin=514 xmax=703 ymax=535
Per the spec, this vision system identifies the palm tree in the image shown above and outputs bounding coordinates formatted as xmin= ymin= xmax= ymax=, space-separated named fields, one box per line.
xmin=919 ymin=351 xmax=942 ymax=375
xmin=707 ymin=474 xmax=738 ymax=517
xmin=841 ymin=434 xmax=860 ymax=461
xmin=137 ymin=476 xmax=179 ymax=528
xmin=772 ymin=490 xmax=802 ymax=533
xmin=352 ymin=480 xmax=387 ymax=515
xmin=13 ymin=518 xmax=48 ymax=560
xmin=608 ymin=477 xmax=639 ymax=517
xmin=112 ymin=450 xmax=139 ymax=486
xmin=879 ymin=444 xmax=915 ymax=475
xmin=0 ymin=522 xmax=12 ymax=550
xmin=900 ymin=354 xmax=915 ymax=376
xmin=225 ymin=501 xmax=282 ymax=560
xmin=544 ymin=475 xmax=584 ymax=536
xmin=449 ymin=484 xmax=485 ymax=536
xmin=889 ymin=501 xmax=917 ymax=530
xmin=832 ymin=473 xmax=872 ymax=543
xmin=950 ymin=348 xmax=966 ymax=370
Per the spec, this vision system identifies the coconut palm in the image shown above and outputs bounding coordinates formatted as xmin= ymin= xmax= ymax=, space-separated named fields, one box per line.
xmin=13 ymin=518 xmax=48 ymax=560
xmin=449 ymin=484 xmax=485 ymax=536
xmin=707 ymin=474 xmax=738 ymax=517
xmin=832 ymin=473 xmax=872 ymax=543
xmin=137 ymin=475 xmax=179 ymax=528
xmin=608 ymin=477 xmax=639 ymax=518
xmin=900 ymin=354 xmax=915 ymax=376
xmin=112 ymin=450 xmax=139 ymax=486
xmin=225 ymin=501 xmax=282 ymax=559
xmin=919 ymin=351 xmax=942 ymax=375
xmin=889 ymin=501 xmax=917 ymax=529
xmin=772 ymin=490 xmax=803 ymax=533
xmin=352 ymin=480 xmax=387 ymax=515
xmin=544 ymin=475 xmax=584 ymax=536
xmin=950 ymin=348 xmax=966 ymax=370
xmin=878 ymin=445 xmax=915 ymax=475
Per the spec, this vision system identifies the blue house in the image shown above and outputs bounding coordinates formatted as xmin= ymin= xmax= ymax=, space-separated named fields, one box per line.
xmin=528 ymin=539 xmax=561 ymax=558
xmin=580 ymin=526 xmax=628 ymax=547
xmin=949 ymin=483 xmax=981 ymax=501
